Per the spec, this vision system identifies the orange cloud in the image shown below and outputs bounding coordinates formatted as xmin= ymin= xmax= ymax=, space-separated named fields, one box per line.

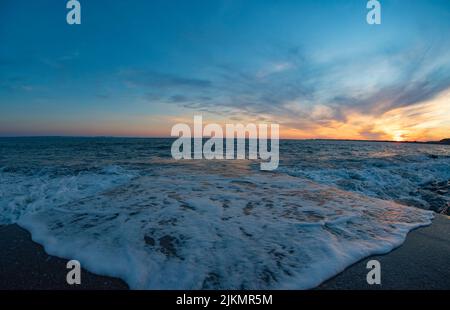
xmin=279 ymin=88 xmax=450 ymax=141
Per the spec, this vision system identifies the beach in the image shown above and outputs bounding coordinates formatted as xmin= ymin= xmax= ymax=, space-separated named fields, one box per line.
xmin=1 ymin=138 xmax=449 ymax=289
xmin=318 ymin=214 xmax=450 ymax=290
xmin=0 ymin=224 xmax=128 ymax=290
xmin=1 ymin=214 xmax=448 ymax=290
xmin=1 ymin=0 xmax=450 ymax=298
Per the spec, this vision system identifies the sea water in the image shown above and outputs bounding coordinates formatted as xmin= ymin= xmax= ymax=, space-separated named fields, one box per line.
xmin=1 ymin=137 xmax=448 ymax=289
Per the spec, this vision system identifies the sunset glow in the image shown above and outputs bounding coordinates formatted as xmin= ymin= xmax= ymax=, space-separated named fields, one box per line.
xmin=1 ymin=0 xmax=450 ymax=294
xmin=1 ymin=1 xmax=449 ymax=142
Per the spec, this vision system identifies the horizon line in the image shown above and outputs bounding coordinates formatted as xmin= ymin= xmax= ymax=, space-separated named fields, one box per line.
xmin=0 ymin=135 xmax=449 ymax=144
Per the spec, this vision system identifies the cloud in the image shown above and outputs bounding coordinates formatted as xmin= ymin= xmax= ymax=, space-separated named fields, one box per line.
xmin=256 ymin=61 xmax=294 ymax=78
xmin=41 ymin=52 xmax=80 ymax=69
xmin=0 ymin=76 xmax=35 ymax=93
xmin=113 ymin=42 xmax=450 ymax=141
xmin=168 ymin=94 xmax=189 ymax=103
xmin=121 ymin=70 xmax=212 ymax=90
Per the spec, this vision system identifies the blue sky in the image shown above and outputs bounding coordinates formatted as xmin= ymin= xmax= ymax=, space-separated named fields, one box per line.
xmin=1 ymin=0 xmax=450 ymax=140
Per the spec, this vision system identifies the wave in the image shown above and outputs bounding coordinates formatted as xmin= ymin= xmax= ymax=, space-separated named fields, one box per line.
xmin=1 ymin=159 xmax=433 ymax=289
xmin=279 ymin=141 xmax=450 ymax=212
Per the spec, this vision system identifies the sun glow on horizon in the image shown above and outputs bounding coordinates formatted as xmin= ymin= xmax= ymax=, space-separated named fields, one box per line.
xmin=1 ymin=89 xmax=449 ymax=142
xmin=277 ymin=88 xmax=450 ymax=142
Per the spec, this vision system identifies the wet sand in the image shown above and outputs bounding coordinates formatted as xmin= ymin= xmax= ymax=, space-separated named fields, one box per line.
xmin=1 ymin=215 xmax=449 ymax=290
xmin=0 ymin=224 xmax=128 ymax=290
xmin=318 ymin=214 xmax=450 ymax=290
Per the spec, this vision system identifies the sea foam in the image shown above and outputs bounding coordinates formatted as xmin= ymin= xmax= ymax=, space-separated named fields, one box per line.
xmin=1 ymin=158 xmax=433 ymax=289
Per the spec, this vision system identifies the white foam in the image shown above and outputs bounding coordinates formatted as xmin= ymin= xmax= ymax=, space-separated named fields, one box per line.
xmin=2 ymin=160 xmax=433 ymax=289
xmin=279 ymin=144 xmax=450 ymax=210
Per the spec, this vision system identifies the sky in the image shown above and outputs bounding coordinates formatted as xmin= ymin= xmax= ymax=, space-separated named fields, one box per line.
xmin=1 ymin=0 xmax=450 ymax=141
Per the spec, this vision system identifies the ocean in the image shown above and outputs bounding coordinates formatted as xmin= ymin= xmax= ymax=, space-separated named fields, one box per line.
xmin=1 ymin=137 xmax=449 ymax=289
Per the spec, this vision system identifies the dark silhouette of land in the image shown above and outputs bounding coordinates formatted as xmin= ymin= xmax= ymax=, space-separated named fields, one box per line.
xmin=436 ymin=138 xmax=450 ymax=145
xmin=309 ymin=138 xmax=450 ymax=145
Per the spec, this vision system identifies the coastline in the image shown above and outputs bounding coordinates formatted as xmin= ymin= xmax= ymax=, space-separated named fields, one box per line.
xmin=318 ymin=214 xmax=450 ymax=289
xmin=1 ymin=215 xmax=449 ymax=290
xmin=0 ymin=224 xmax=128 ymax=290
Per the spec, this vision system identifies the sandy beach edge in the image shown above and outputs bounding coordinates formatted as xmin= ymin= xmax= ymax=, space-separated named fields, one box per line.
xmin=1 ymin=215 xmax=449 ymax=290
xmin=318 ymin=214 xmax=450 ymax=290
xmin=0 ymin=224 xmax=129 ymax=290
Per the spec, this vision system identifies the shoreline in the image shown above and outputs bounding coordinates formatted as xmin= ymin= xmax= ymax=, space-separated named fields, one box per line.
xmin=1 ymin=215 xmax=449 ymax=290
xmin=318 ymin=214 xmax=450 ymax=289
xmin=0 ymin=224 xmax=128 ymax=290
